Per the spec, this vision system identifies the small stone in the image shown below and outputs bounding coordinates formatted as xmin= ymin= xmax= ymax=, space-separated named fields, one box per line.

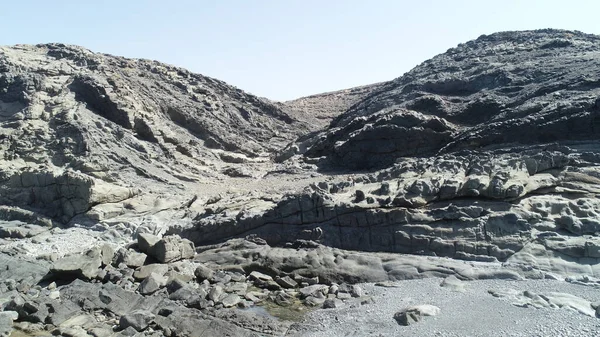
xmin=137 ymin=233 xmax=160 ymax=254
xmin=323 ymin=298 xmax=343 ymax=309
xmin=165 ymin=278 xmax=188 ymax=294
xmin=207 ymin=285 xmax=223 ymax=302
xmin=273 ymin=291 xmax=295 ymax=306
xmin=194 ymin=264 xmax=214 ymax=282
xmin=440 ymin=275 xmax=466 ymax=292
xmin=48 ymin=290 xmax=60 ymax=300
xmin=138 ymin=273 xmax=168 ymax=295
xmin=393 ymin=305 xmax=440 ymax=326
xmin=187 ymin=297 xmax=212 ymax=310
xmin=299 ymin=284 xmax=329 ymax=298
xmin=168 ymin=287 xmax=195 ymax=302
xmin=248 ymin=271 xmax=273 ymax=282
xmin=220 ymin=294 xmax=241 ymax=308
xmin=150 ymin=236 xmax=195 ymax=263
xmin=244 ymin=293 xmax=261 ymax=303
xmin=119 ymin=310 xmax=155 ymax=332
xmin=351 ymin=285 xmax=363 ymax=298
xmin=304 ymin=296 xmax=326 ymax=306
xmin=133 ymin=264 xmax=168 ymax=280
xmin=0 ymin=311 xmax=17 ymax=337
xmin=100 ymin=244 xmax=115 ymax=266
xmin=337 ymin=292 xmax=351 ymax=300
xmin=276 ymin=276 xmax=298 ymax=289
xmin=209 ymin=271 xmax=231 ymax=284
xmin=354 ymin=190 xmax=365 ymax=202
xmin=51 ymin=254 xmax=102 ymax=279
xmin=115 ymin=249 xmax=147 ymax=268
xmin=225 ymin=282 xmax=248 ymax=294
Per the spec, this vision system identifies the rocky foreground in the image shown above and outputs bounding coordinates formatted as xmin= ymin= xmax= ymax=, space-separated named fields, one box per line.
xmin=2 ymin=29 xmax=600 ymax=336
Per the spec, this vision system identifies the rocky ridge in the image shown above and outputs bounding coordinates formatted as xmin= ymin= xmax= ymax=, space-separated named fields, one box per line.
xmin=2 ymin=29 xmax=600 ymax=336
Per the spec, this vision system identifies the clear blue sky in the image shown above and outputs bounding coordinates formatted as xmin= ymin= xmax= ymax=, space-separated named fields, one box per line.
xmin=2 ymin=0 xmax=599 ymax=100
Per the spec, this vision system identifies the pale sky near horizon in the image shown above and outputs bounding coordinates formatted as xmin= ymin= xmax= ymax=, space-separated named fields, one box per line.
xmin=2 ymin=0 xmax=599 ymax=100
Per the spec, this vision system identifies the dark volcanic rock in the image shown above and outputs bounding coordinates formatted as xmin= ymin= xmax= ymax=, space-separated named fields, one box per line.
xmin=301 ymin=29 xmax=600 ymax=169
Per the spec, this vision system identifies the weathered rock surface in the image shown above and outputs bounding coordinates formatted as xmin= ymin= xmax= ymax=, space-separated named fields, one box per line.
xmin=119 ymin=310 xmax=155 ymax=332
xmin=150 ymin=235 xmax=195 ymax=263
xmin=299 ymin=30 xmax=600 ymax=169
xmin=50 ymin=251 xmax=102 ymax=279
xmin=393 ymin=305 xmax=441 ymax=326
xmin=488 ymin=288 xmax=598 ymax=317
xmin=0 ymin=43 xmax=309 ymax=225
xmin=0 ymin=312 xmax=13 ymax=337
xmin=4 ymin=29 xmax=600 ymax=336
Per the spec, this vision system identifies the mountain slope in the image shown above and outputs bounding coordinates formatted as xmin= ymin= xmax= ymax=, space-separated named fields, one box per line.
xmin=0 ymin=43 xmax=310 ymax=222
xmin=298 ymin=29 xmax=600 ymax=169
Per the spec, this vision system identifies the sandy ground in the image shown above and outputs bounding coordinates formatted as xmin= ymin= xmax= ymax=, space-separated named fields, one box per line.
xmin=292 ymin=278 xmax=600 ymax=337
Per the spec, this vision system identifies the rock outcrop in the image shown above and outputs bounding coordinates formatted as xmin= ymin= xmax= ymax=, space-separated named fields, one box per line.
xmin=0 ymin=43 xmax=308 ymax=224
xmin=297 ymin=30 xmax=600 ymax=169
xmin=3 ymin=29 xmax=600 ymax=336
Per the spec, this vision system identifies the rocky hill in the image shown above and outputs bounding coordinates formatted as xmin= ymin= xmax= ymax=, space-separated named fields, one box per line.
xmin=0 ymin=43 xmax=316 ymax=224
xmin=1 ymin=30 xmax=600 ymax=337
xmin=299 ymin=29 xmax=600 ymax=169
xmin=278 ymin=82 xmax=385 ymax=130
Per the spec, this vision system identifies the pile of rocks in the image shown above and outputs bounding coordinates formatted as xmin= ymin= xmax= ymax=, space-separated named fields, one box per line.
xmin=0 ymin=233 xmax=369 ymax=336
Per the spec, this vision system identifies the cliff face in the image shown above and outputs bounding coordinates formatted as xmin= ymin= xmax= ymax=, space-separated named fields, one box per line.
xmin=0 ymin=43 xmax=309 ymax=222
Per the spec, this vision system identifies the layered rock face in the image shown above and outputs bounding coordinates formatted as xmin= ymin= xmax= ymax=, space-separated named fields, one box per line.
xmin=0 ymin=43 xmax=308 ymax=223
xmin=300 ymin=29 xmax=600 ymax=169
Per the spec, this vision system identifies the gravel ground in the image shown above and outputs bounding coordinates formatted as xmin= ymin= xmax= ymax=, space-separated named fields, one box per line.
xmin=292 ymin=278 xmax=600 ymax=337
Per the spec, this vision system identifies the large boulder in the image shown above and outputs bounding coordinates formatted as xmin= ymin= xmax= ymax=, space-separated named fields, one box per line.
xmin=150 ymin=236 xmax=195 ymax=263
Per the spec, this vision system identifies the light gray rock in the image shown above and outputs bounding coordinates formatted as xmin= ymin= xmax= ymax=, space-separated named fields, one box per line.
xmin=115 ymin=249 xmax=147 ymax=268
xmin=194 ymin=264 xmax=214 ymax=282
xmin=299 ymin=284 xmax=329 ymax=298
xmin=51 ymin=254 xmax=102 ymax=279
xmin=207 ymin=285 xmax=224 ymax=302
xmin=488 ymin=289 xmax=597 ymax=317
xmin=0 ymin=312 xmax=14 ymax=337
xmin=351 ymin=285 xmax=363 ymax=298
xmin=138 ymin=272 xmax=168 ymax=295
xmin=220 ymin=294 xmax=241 ymax=308
xmin=137 ymin=233 xmax=159 ymax=255
xmin=323 ymin=298 xmax=343 ymax=309
xmin=248 ymin=271 xmax=273 ymax=282
xmin=133 ymin=264 xmax=168 ymax=281
xmin=150 ymin=236 xmax=195 ymax=263
xmin=393 ymin=305 xmax=441 ymax=326
xmin=119 ymin=310 xmax=155 ymax=332
xmin=304 ymin=296 xmax=326 ymax=306
xmin=100 ymin=244 xmax=115 ymax=267
xmin=440 ymin=275 xmax=466 ymax=292
xmin=0 ymin=222 xmax=47 ymax=239
xmin=276 ymin=276 xmax=298 ymax=289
